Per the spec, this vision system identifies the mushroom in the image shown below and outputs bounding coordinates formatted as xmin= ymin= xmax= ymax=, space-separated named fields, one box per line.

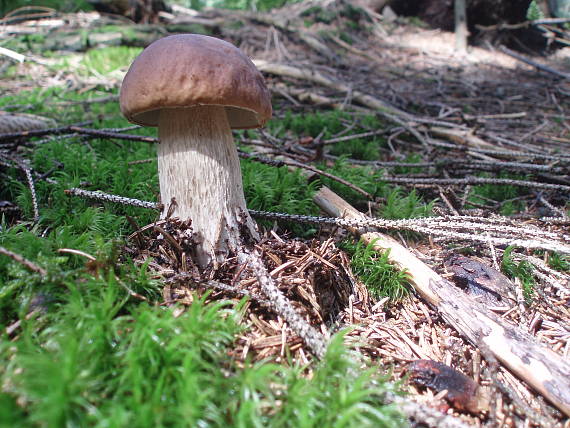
xmin=120 ymin=34 xmax=272 ymax=267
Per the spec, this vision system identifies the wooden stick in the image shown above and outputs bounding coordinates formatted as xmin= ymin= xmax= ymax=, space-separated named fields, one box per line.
xmin=313 ymin=186 xmax=570 ymax=417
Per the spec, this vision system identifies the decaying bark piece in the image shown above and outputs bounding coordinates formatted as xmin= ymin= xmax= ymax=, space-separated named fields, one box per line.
xmin=313 ymin=186 xmax=570 ymax=417
xmin=406 ymin=359 xmax=489 ymax=413
xmin=444 ymin=254 xmax=514 ymax=306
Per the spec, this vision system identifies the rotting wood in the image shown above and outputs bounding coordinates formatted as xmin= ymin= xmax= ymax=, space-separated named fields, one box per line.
xmin=313 ymin=186 xmax=570 ymax=417
xmin=430 ymin=126 xmax=497 ymax=150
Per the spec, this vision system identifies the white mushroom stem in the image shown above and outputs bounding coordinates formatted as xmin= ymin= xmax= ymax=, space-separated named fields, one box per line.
xmin=158 ymin=106 xmax=259 ymax=267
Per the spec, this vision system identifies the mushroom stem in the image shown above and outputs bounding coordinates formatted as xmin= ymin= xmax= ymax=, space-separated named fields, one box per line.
xmin=158 ymin=106 xmax=259 ymax=267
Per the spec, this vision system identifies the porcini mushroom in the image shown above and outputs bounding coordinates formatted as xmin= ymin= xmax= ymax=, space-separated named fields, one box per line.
xmin=120 ymin=34 xmax=272 ymax=267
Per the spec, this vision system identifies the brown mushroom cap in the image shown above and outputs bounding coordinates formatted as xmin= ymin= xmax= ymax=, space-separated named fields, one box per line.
xmin=119 ymin=34 xmax=272 ymax=129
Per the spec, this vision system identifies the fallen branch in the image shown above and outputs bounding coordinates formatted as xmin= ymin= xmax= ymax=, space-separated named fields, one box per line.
xmin=269 ymin=83 xmax=360 ymax=110
xmin=381 ymin=175 xmax=570 ymax=192
xmin=64 ymin=188 xmax=159 ymax=210
xmin=499 ymin=46 xmax=570 ymax=80
xmin=476 ymin=17 xmax=570 ymax=31
xmin=313 ymin=186 xmax=570 ymax=417
xmin=431 ymin=126 xmax=497 ymax=150
xmin=64 ymin=188 xmax=570 ymax=254
xmin=23 ymin=166 xmax=39 ymax=222
xmin=253 ymin=60 xmax=413 ymax=120
xmin=0 ymin=246 xmax=47 ymax=276
xmin=0 ymin=125 xmax=156 ymax=145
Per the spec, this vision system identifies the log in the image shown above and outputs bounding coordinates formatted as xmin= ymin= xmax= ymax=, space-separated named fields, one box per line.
xmin=313 ymin=186 xmax=570 ymax=417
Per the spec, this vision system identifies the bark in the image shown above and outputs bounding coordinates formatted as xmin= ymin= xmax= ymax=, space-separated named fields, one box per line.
xmin=313 ymin=186 xmax=570 ymax=418
xmin=158 ymin=106 xmax=259 ymax=267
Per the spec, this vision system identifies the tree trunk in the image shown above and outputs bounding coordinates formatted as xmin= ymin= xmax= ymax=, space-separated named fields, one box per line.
xmin=454 ymin=0 xmax=468 ymax=52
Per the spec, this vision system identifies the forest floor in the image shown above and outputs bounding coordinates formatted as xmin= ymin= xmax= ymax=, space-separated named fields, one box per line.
xmin=1 ymin=1 xmax=569 ymax=427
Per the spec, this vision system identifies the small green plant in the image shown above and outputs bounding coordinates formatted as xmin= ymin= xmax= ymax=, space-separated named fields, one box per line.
xmin=341 ymin=239 xmax=410 ymax=301
xmin=547 ymin=252 xmax=570 ymax=272
xmin=501 ymin=246 xmax=535 ymax=302
xmin=273 ymin=332 xmax=405 ymax=427
xmin=1 ymin=288 xmax=404 ymax=427
xmin=527 ymin=0 xmax=545 ymax=20
xmin=279 ymin=110 xmax=348 ymax=138
xmin=329 ymin=137 xmax=382 ymax=161
xmin=393 ymin=154 xmax=424 ymax=175
xmin=317 ymin=157 xmax=385 ymax=204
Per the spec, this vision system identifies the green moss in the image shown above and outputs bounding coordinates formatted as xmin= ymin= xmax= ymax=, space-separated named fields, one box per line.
xmin=380 ymin=188 xmax=434 ymax=220
xmin=79 ymin=46 xmax=143 ymax=76
xmin=341 ymin=239 xmax=410 ymax=301
xmin=300 ymin=5 xmax=337 ymax=24
xmin=468 ymin=172 xmax=529 ymax=214
xmin=501 ymin=246 xmax=535 ymax=303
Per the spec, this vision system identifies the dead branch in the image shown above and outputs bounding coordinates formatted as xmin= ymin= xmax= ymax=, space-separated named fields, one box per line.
xmin=269 ymin=83 xmax=359 ymax=110
xmin=430 ymin=126 xmax=497 ymax=150
xmin=0 ymin=246 xmax=47 ymax=276
xmin=381 ymin=175 xmax=570 ymax=192
xmin=63 ymin=187 xmax=570 ymax=255
xmin=253 ymin=60 xmax=412 ymax=119
xmin=23 ymin=166 xmax=39 ymax=222
xmin=476 ymin=17 xmax=570 ymax=31
xmin=64 ymin=188 xmax=160 ymax=210
xmin=0 ymin=112 xmax=56 ymax=134
xmin=0 ymin=125 xmax=157 ymax=145
xmin=499 ymin=46 xmax=570 ymax=80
